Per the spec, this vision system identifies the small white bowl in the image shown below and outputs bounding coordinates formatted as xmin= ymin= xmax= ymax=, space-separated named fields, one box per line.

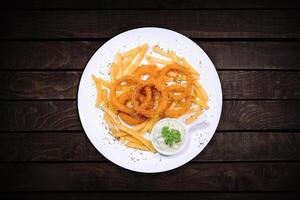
xmin=151 ymin=116 xmax=207 ymax=155
xmin=151 ymin=118 xmax=187 ymax=155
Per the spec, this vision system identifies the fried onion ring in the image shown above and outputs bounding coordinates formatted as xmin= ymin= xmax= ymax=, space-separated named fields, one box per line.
xmin=133 ymin=65 xmax=159 ymax=81
xmin=133 ymin=79 xmax=168 ymax=117
xmin=158 ymin=63 xmax=193 ymax=93
xmin=117 ymin=90 xmax=147 ymax=125
xmin=110 ymin=76 xmax=136 ymax=114
xmin=167 ymin=84 xmax=186 ymax=100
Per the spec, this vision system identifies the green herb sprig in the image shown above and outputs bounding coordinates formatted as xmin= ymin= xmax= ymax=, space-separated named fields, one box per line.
xmin=161 ymin=126 xmax=181 ymax=146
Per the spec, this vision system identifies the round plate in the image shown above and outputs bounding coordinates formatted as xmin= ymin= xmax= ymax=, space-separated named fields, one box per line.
xmin=78 ymin=27 xmax=222 ymax=173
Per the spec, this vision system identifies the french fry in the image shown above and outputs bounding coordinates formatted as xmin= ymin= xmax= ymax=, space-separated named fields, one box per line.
xmin=145 ymin=55 xmax=172 ymax=65
xmin=182 ymin=57 xmax=200 ymax=79
xmin=132 ymin=119 xmax=150 ymax=132
xmin=195 ymin=82 xmax=208 ymax=102
xmin=169 ymin=50 xmax=178 ymax=63
xmin=99 ymin=78 xmax=111 ymax=88
xmin=191 ymin=98 xmax=209 ymax=110
xmin=122 ymin=53 xmax=138 ymax=73
xmin=126 ymin=142 xmax=149 ymax=151
xmin=114 ymin=131 xmax=128 ymax=137
xmin=124 ymin=136 xmax=144 ymax=145
xmin=141 ymin=115 xmax=160 ymax=133
xmin=123 ymin=44 xmax=146 ymax=57
xmin=116 ymin=53 xmax=123 ymax=79
xmin=92 ymin=75 xmax=103 ymax=107
xmin=102 ymin=90 xmax=108 ymax=103
xmin=169 ymin=101 xmax=177 ymax=110
xmin=146 ymin=56 xmax=156 ymax=65
xmin=185 ymin=109 xmax=203 ymax=124
xmin=122 ymin=44 xmax=148 ymax=75
xmin=127 ymin=44 xmax=148 ymax=74
xmin=153 ymin=45 xmax=171 ymax=58
xmin=103 ymin=113 xmax=117 ymax=135
xmin=110 ymin=63 xmax=117 ymax=83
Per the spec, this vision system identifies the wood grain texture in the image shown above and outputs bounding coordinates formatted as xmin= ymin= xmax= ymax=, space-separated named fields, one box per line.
xmin=0 ymin=100 xmax=299 ymax=131
xmin=1 ymin=0 xmax=300 ymax=9
xmin=0 ymin=162 xmax=300 ymax=191
xmin=1 ymin=192 xmax=300 ymax=200
xmin=1 ymin=71 xmax=299 ymax=99
xmin=0 ymin=132 xmax=299 ymax=162
xmin=0 ymin=10 xmax=299 ymax=39
xmin=1 ymin=41 xmax=300 ymax=70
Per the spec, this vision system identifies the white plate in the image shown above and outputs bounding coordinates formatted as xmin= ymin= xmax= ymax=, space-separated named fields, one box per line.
xmin=78 ymin=27 xmax=222 ymax=173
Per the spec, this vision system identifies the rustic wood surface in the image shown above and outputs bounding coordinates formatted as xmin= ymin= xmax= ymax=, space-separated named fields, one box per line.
xmin=0 ymin=0 xmax=300 ymax=199
xmin=1 ymin=10 xmax=300 ymax=39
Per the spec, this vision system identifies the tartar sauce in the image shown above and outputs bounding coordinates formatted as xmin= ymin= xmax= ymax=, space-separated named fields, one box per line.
xmin=151 ymin=118 xmax=186 ymax=154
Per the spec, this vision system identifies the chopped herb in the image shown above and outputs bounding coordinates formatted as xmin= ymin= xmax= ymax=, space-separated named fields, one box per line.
xmin=161 ymin=126 xmax=181 ymax=146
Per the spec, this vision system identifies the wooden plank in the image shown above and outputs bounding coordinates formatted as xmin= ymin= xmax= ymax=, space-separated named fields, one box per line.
xmin=0 ymin=162 xmax=299 ymax=191
xmin=1 ymin=192 xmax=300 ymax=200
xmin=0 ymin=41 xmax=100 ymax=70
xmin=0 ymin=72 xmax=81 ymax=99
xmin=1 ymin=71 xmax=299 ymax=99
xmin=1 ymin=0 xmax=300 ymax=9
xmin=0 ymin=100 xmax=299 ymax=131
xmin=1 ymin=41 xmax=300 ymax=70
xmin=0 ymin=132 xmax=299 ymax=162
xmin=0 ymin=10 xmax=299 ymax=39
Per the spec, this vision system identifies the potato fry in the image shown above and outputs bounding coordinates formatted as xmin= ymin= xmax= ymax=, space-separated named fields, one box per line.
xmin=185 ymin=109 xmax=203 ymax=124
xmin=146 ymin=56 xmax=156 ymax=65
xmin=191 ymin=98 xmax=209 ymax=110
xmin=101 ymin=79 xmax=111 ymax=88
xmin=126 ymin=142 xmax=149 ymax=151
xmin=153 ymin=45 xmax=171 ymax=58
xmin=110 ymin=63 xmax=117 ymax=83
xmin=92 ymin=75 xmax=103 ymax=107
xmin=169 ymin=50 xmax=178 ymax=63
xmin=141 ymin=115 xmax=160 ymax=133
xmin=145 ymin=55 xmax=172 ymax=65
xmin=132 ymin=119 xmax=150 ymax=131
xmin=123 ymin=53 xmax=137 ymax=73
xmin=128 ymin=44 xmax=148 ymax=74
xmin=123 ymin=44 xmax=146 ymax=57
xmin=102 ymin=89 xmax=108 ymax=103
xmin=124 ymin=136 xmax=143 ymax=145
xmin=103 ymin=113 xmax=117 ymax=135
xmin=182 ymin=57 xmax=200 ymax=79
xmin=195 ymin=82 xmax=208 ymax=102
xmin=114 ymin=131 xmax=128 ymax=137
xmin=116 ymin=53 xmax=123 ymax=79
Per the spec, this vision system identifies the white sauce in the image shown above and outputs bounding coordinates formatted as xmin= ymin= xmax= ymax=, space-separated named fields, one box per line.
xmin=151 ymin=119 xmax=186 ymax=153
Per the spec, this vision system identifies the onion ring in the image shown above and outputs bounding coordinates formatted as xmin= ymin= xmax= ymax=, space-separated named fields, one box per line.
xmin=167 ymin=84 xmax=186 ymax=100
xmin=117 ymin=90 xmax=147 ymax=125
xmin=110 ymin=76 xmax=136 ymax=114
xmin=158 ymin=63 xmax=193 ymax=93
xmin=133 ymin=65 xmax=159 ymax=81
xmin=133 ymin=79 xmax=168 ymax=117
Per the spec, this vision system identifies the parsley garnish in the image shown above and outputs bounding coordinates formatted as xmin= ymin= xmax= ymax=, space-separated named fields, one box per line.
xmin=161 ymin=126 xmax=181 ymax=146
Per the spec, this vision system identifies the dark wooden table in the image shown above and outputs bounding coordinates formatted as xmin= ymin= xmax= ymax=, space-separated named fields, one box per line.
xmin=1 ymin=0 xmax=300 ymax=199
